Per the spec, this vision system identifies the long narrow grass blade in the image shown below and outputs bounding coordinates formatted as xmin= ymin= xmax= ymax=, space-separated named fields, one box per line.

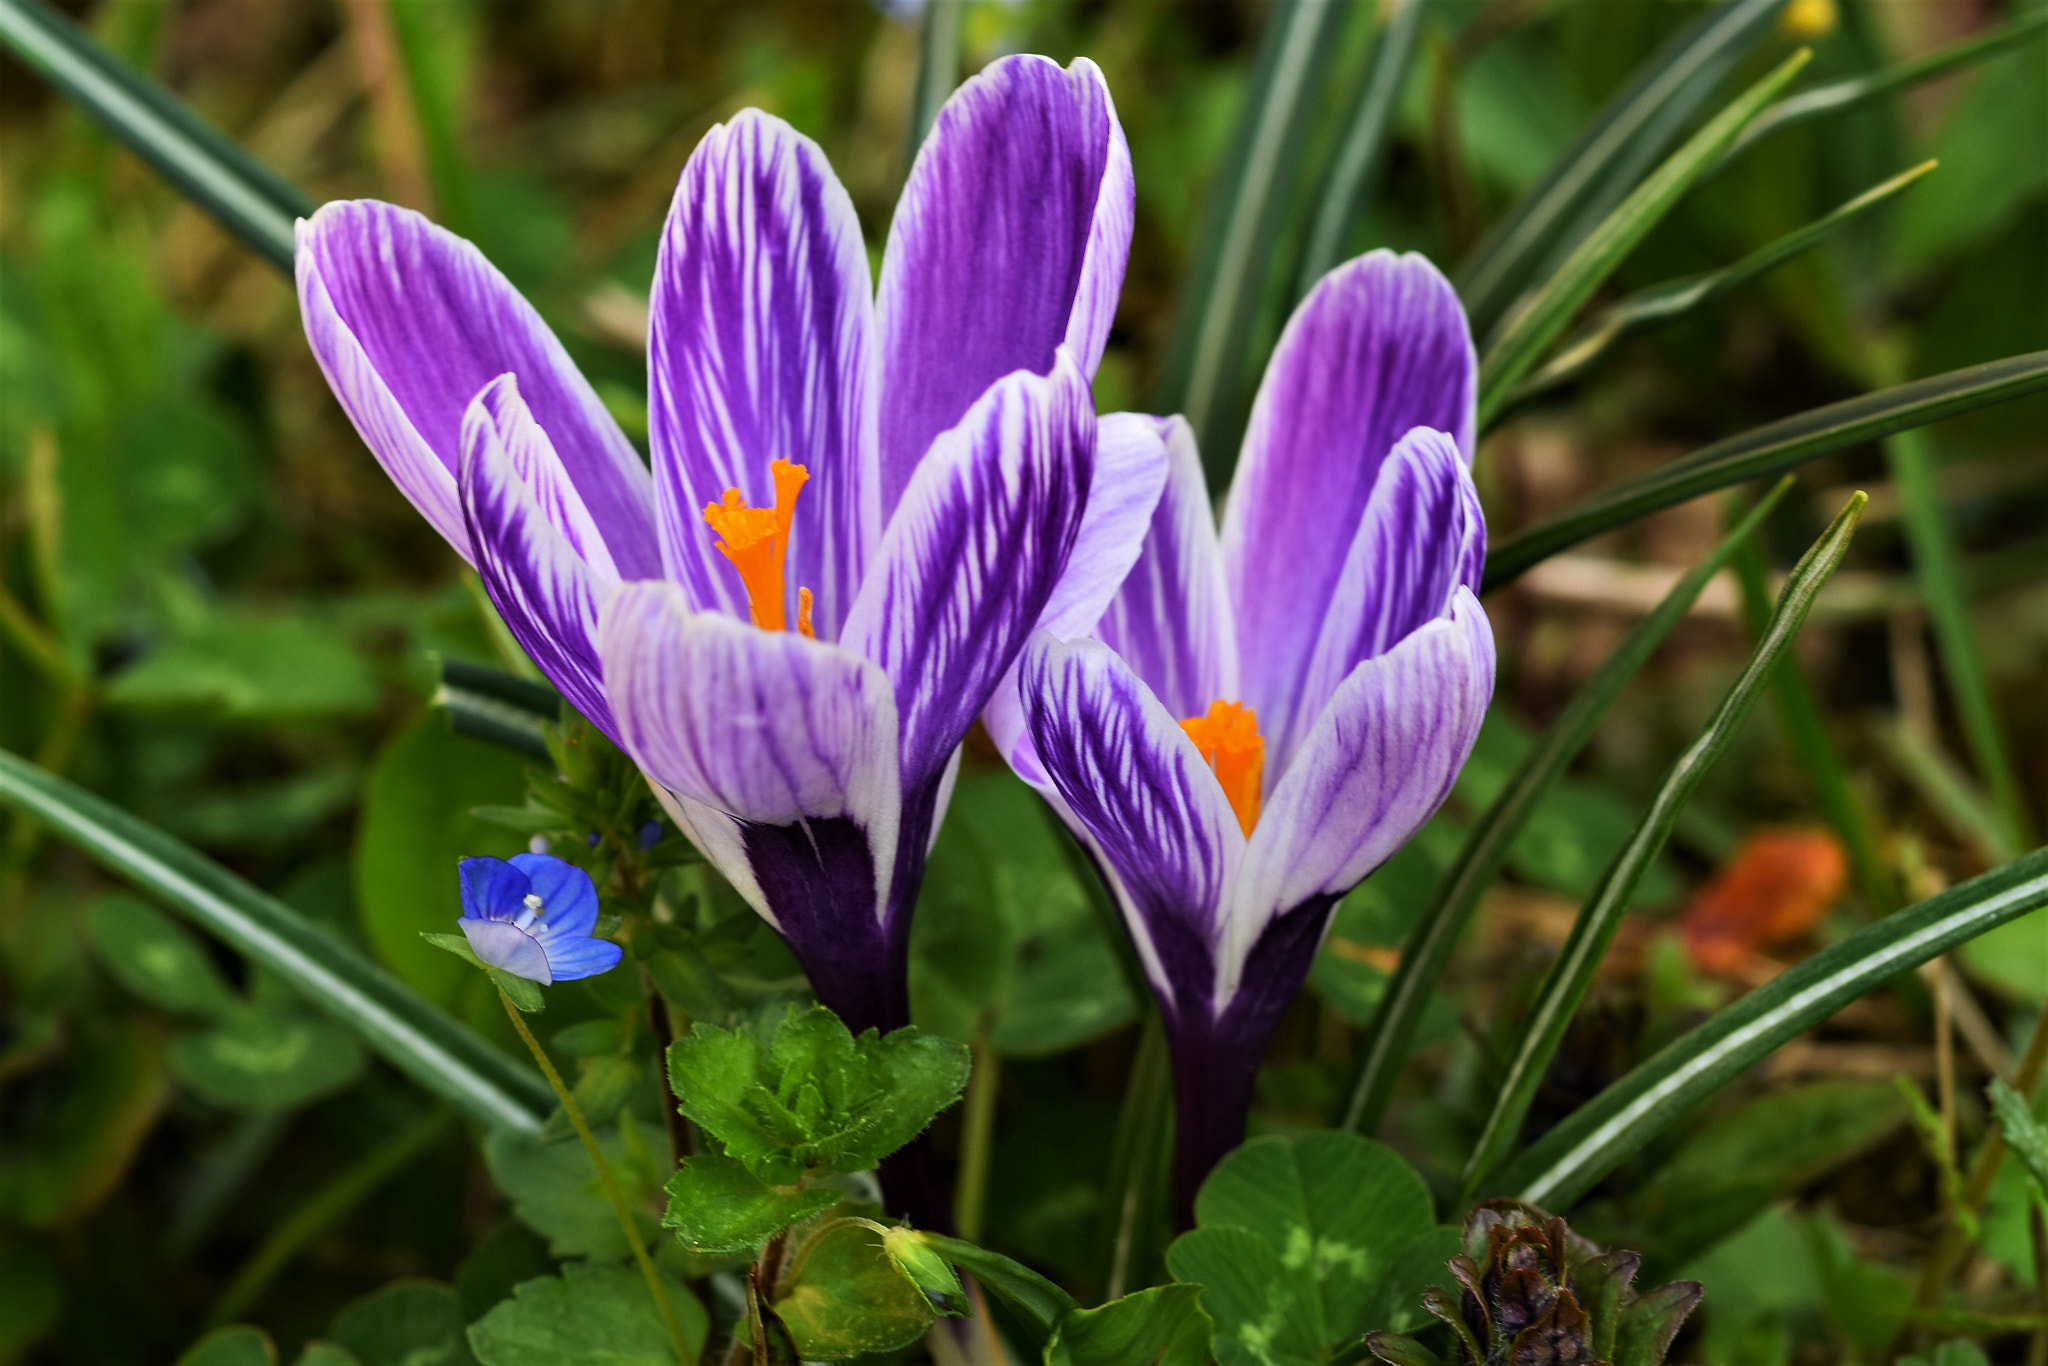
xmin=1483 ymin=350 xmax=2048 ymax=591
xmin=1461 ymin=492 xmax=1867 ymax=1194
xmin=0 ymin=0 xmax=311 ymax=271
xmin=1293 ymin=0 xmax=1426 ymax=298
xmin=1730 ymin=514 xmax=1897 ymax=914
xmin=1476 ymin=48 xmax=1811 ymax=428
xmin=435 ymin=658 xmax=558 ymax=760
xmin=1155 ymin=0 xmax=1348 ymax=478
xmin=1880 ymin=723 xmax=2022 ymax=868
xmin=1508 ymin=160 xmax=1936 ymax=408
xmin=1726 ymin=9 xmax=2048 ymax=163
xmin=1457 ymin=0 xmax=1788 ymax=336
xmin=0 ymin=749 xmax=552 ymax=1133
xmin=1339 ymin=478 xmax=1797 ymax=1136
xmin=1495 ymin=846 xmax=2048 ymax=1210
xmin=1886 ymin=422 xmax=2036 ymax=852
xmin=906 ymin=0 xmax=961 ymax=161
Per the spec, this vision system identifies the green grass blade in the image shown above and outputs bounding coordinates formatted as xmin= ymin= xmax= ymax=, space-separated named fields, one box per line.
xmin=1457 ymin=0 xmax=1788 ymax=336
xmin=1731 ymin=515 xmax=1898 ymax=913
xmin=0 ymin=0 xmax=311 ymax=271
xmin=0 ymin=748 xmax=552 ymax=1133
xmin=1338 ymin=477 xmax=1797 ymax=1137
xmin=1726 ymin=9 xmax=2048 ymax=163
xmin=1508 ymin=160 xmax=1936 ymax=409
xmin=1483 ymin=350 xmax=2048 ymax=591
xmin=1292 ymin=0 xmax=1426 ymax=299
xmin=1461 ymin=492 xmax=1866 ymax=1195
xmin=1476 ymin=48 xmax=1811 ymax=429
xmin=906 ymin=0 xmax=961 ymax=163
xmin=1885 ymin=422 xmax=2036 ymax=851
xmin=1494 ymin=846 xmax=2048 ymax=1210
xmin=436 ymin=659 xmax=558 ymax=760
xmin=1154 ymin=0 xmax=1348 ymax=479
xmin=1880 ymin=722 xmax=2021 ymax=868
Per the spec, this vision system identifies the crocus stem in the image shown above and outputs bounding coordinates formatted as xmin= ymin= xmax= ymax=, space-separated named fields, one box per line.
xmin=499 ymin=987 xmax=693 ymax=1365
xmin=951 ymin=1022 xmax=998 ymax=1242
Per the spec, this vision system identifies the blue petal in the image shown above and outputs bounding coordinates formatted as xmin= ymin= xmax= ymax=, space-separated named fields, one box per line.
xmin=461 ymin=916 xmax=552 ymax=983
xmin=542 ymin=934 xmax=624 ymax=982
xmin=509 ymin=852 xmax=599 ymax=939
xmin=459 ymin=857 xmax=530 ymax=921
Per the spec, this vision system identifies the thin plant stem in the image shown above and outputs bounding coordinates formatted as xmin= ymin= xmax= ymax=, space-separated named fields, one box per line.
xmin=952 ymin=1021 xmax=999 ymax=1243
xmin=1934 ymin=959 xmax=1956 ymax=1159
xmin=499 ymin=987 xmax=694 ymax=1365
xmin=209 ymin=1108 xmax=452 ymax=1325
xmin=2031 ymin=1195 xmax=2048 ymax=1366
xmin=1099 ymin=1011 xmax=1173 ymax=1300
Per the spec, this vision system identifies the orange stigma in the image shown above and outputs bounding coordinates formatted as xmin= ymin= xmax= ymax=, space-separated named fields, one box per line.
xmin=703 ymin=460 xmax=812 ymax=634
xmin=1181 ymin=700 xmax=1264 ymax=837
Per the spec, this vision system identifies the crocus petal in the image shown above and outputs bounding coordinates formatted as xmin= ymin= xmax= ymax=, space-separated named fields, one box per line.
xmin=1272 ymin=426 xmax=1484 ymax=768
xmin=1221 ymin=250 xmax=1475 ymax=754
xmin=509 ymin=852 xmax=599 ymax=940
xmin=648 ymin=111 xmax=879 ymax=637
xmin=981 ymin=411 xmax=1169 ymax=782
xmin=842 ymin=350 xmax=1095 ymax=798
xmin=598 ymin=581 xmax=902 ymax=922
xmin=538 ymin=934 xmax=624 ymax=982
xmin=459 ymin=857 xmax=531 ymax=921
xmin=875 ymin=54 xmax=1132 ymax=515
xmin=1224 ymin=589 xmax=1494 ymax=1010
xmin=1021 ymin=634 xmax=1244 ymax=1019
xmin=460 ymin=376 xmax=622 ymax=740
xmin=460 ymin=918 xmax=552 ymax=984
xmin=1096 ymin=414 xmax=1239 ymax=721
xmin=296 ymin=201 xmax=659 ymax=575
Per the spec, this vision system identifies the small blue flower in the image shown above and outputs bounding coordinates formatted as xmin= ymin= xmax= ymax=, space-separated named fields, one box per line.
xmin=457 ymin=853 xmax=622 ymax=985
xmin=636 ymin=819 xmax=663 ymax=851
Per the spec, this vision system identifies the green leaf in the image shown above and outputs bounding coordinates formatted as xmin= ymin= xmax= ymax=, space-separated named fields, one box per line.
xmin=540 ymin=1055 xmax=641 ymax=1140
xmin=1509 ymin=161 xmax=1938 ymax=407
xmin=1477 ymin=47 xmax=1811 ymax=426
xmin=772 ymin=1221 xmax=936 ymax=1358
xmin=1343 ymin=479 xmax=1794 ymax=1134
xmin=911 ymin=1233 xmax=1080 ymax=1345
xmin=331 ymin=1281 xmax=473 ymax=1366
xmin=1482 ymin=350 xmax=2048 ymax=591
xmin=1498 ymin=846 xmax=2048 ymax=1210
xmin=1457 ymin=0 xmax=1789 ymax=336
xmin=1188 ymin=1132 xmax=1440 ymax=1346
xmin=7 ymin=1016 xmax=170 ymax=1228
xmin=1356 ymin=1332 xmax=1445 ymax=1366
xmin=1990 ymin=1078 xmax=2048 ymax=1192
xmin=292 ymin=1345 xmax=363 ymax=1366
xmin=0 ymin=751 xmax=550 ymax=1133
xmin=86 ymin=891 xmax=239 ymax=1017
xmin=483 ymin=1123 xmax=662 ymax=1260
xmin=436 ymin=659 xmax=558 ymax=761
xmin=1047 ymin=1284 xmax=1214 ymax=1366
xmin=1464 ymin=493 xmax=1866 ymax=1193
xmin=0 ymin=1244 xmax=63 ymax=1362
xmin=666 ymin=1006 xmax=969 ymax=1184
xmin=0 ymin=0 xmax=310 ymax=271
xmin=103 ymin=616 xmax=378 ymax=721
xmin=1166 ymin=1225 xmax=1320 ymax=1366
xmin=355 ymin=714 xmax=532 ymax=1011
xmin=177 ymin=1326 xmax=278 ymax=1366
xmin=660 ymin=1153 xmax=839 ymax=1255
xmin=1154 ymin=0 xmax=1350 ymax=471
xmin=490 ymin=970 xmax=545 ymax=1015
xmin=455 ymin=1222 xmax=554 ymax=1325
xmin=169 ymin=1010 xmax=365 ymax=1111
xmin=467 ymin=1263 xmax=708 ymax=1366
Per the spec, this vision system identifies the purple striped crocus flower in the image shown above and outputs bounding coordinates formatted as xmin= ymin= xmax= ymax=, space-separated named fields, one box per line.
xmin=991 ymin=251 xmax=1496 ymax=1215
xmin=297 ymin=56 xmax=1158 ymax=1067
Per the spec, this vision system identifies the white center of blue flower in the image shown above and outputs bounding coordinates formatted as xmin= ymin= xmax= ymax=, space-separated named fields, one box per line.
xmin=514 ymin=892 xmax=545 ymax=929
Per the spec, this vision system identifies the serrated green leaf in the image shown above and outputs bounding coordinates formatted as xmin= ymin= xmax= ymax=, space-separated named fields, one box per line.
xmin=87 ymin=891 xmax=239 ymax=1017
xmin=483 ymin=1124 xmax=662 ymax=1261
xmin=660 ymin=1153 xmax=838 ymax=1255
xmin=540 ymin=1055 xmax=639 ymax=1141
xmin=1990 ymin=1078 xmax=2048 ymax=1191
xmin=1046 ymin=1283 xmax=1213 ymax=1366
xmin=666 ymin=1007 xmax=968 ymax=1184
xmin=169 ymin=1010 xmax=364 ymax=1112
xmin=772 ymin=1221 xmax=936 ymax=1358
xmin=466 ymin=1263 xmax=707 ymax=1366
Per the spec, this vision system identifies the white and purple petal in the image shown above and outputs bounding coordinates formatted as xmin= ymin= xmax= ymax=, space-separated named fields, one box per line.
xmin=459 ymin=376 xmax=622 ymax=741
xmin=1221 ymin=250 xmax=1475 ymax=751
xmin=1271 ymin=425 xmax=1484 ymax=767
xmin=460 ymin=918 xmax=553 ymax=984
xmin=842 ymin=349 xmax=1096 ymax=799
xmin=1224 ymin=589 xmax=1494 ymax=1010
xmin=296 ymin=201 xmax=658 ymax=575
xmin=874 ymin=54 xmax=1132 ymax=514
xmin=981 ymin=411 xmax=1169 ymax=784
xmin=1095 ymin=414 xmax=1238 ymax=722
xmin=648 ymin=111 xmax=879 ymax=636
xmin=1020 ymin=634 xmax=1244 ymax=1019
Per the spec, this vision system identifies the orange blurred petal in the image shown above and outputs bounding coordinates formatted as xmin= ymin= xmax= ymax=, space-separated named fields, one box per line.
xmin=1680 ymin=829 xmax=1847 ymax=975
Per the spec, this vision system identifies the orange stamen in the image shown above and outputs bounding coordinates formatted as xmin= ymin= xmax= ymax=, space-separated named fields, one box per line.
xmin=797 ymin=587 xmax=815 ymax=640
xmin=702 ymin=459 xmax=811 ymax=633
xmin=1180 ymin=700 xmax=1264 ymax=837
